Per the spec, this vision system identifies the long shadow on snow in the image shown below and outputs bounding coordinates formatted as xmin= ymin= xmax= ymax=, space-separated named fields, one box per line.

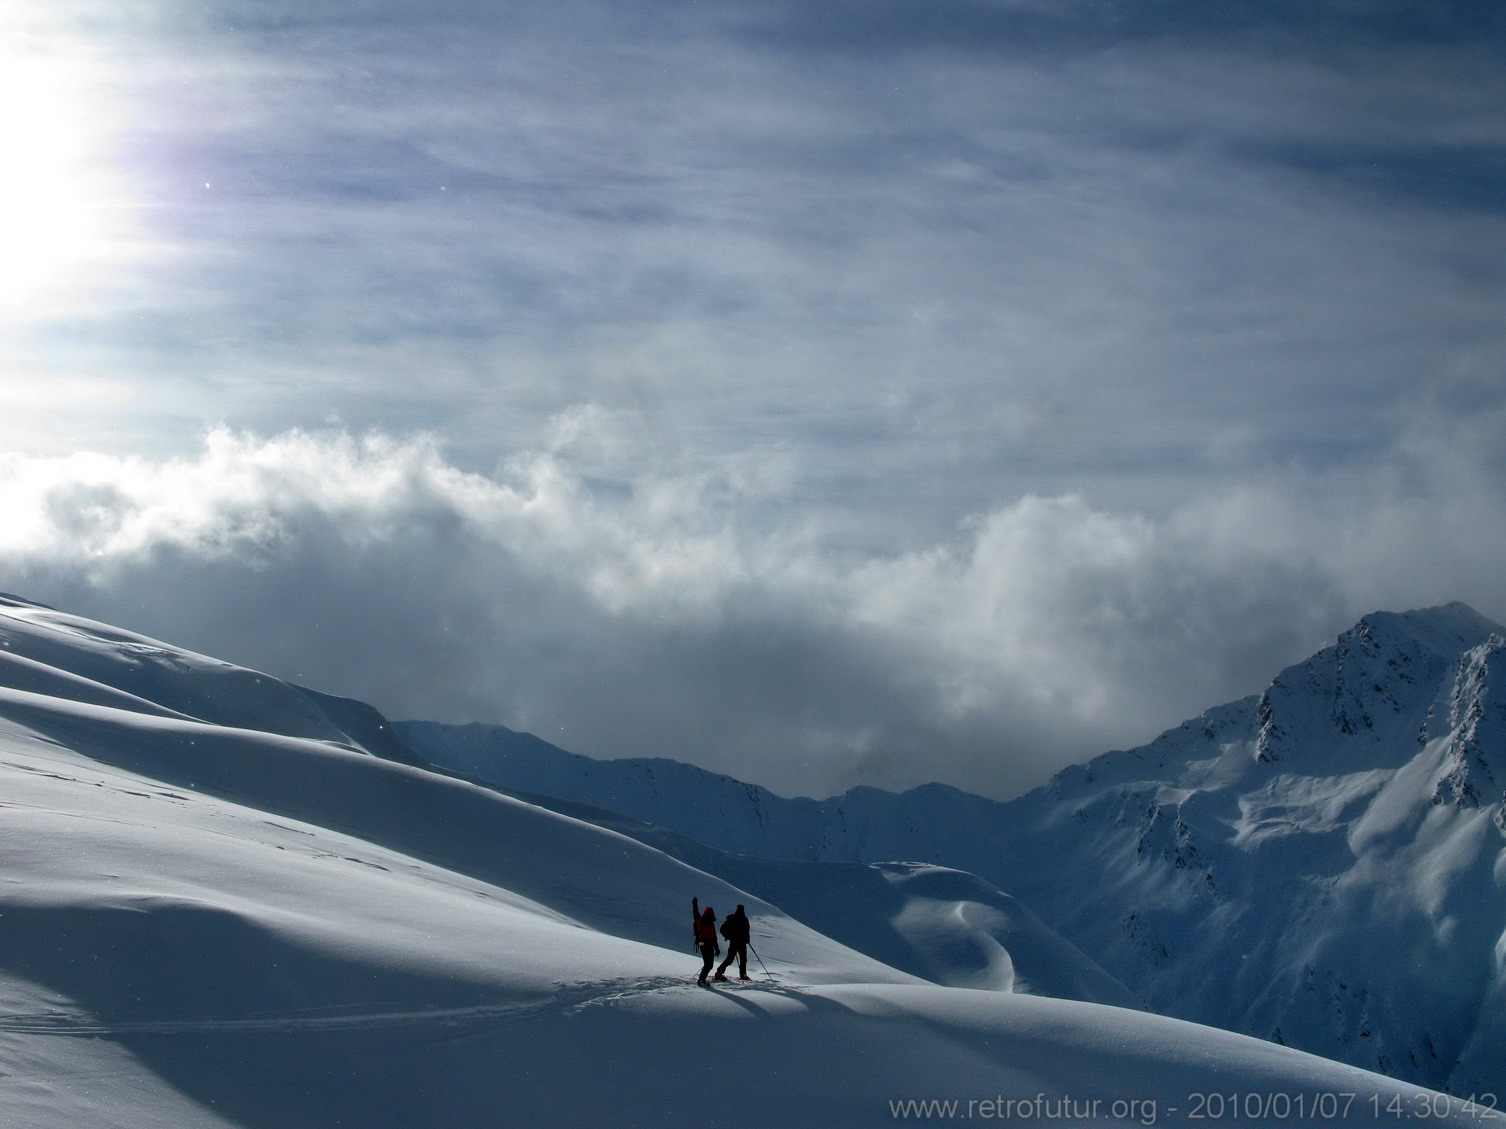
xmin=0 ymin=695 xmax=701 ymax=955
xmin=0 ymin=897 xmax=869 ymax=1129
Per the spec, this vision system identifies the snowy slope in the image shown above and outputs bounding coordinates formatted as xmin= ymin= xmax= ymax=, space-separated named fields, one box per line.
xmin=431 ymin=772 xmax=1144 ymax=1007
xmin=403 ymin=603 xmax=1506 ymax=1097
xmin=0 ymin=596 xmax=1491 ymax=1127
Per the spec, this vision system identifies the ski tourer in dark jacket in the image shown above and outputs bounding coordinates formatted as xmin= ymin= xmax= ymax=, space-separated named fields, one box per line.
xmin=715 ymin=904 xmax=751 ymax=981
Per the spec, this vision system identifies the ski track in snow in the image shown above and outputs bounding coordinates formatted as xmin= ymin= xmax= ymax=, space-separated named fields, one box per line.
xmin=0 ymin=975 xmax=802 ymax=1038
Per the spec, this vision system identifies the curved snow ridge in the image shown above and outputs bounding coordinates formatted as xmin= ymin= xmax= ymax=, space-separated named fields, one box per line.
xmin=0 ymin=650 xmax=206 ymax=724
xmin=875 ymin=862 xmax=1142 ymax=1002
xmin=0 ymin=601 xmax=422 ymax=762
xmin=888 ymin=895 xmax=1017 ymax=991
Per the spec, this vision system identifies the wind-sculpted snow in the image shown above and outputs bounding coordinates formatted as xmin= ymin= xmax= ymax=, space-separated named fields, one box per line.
xmin=0 ymin=594 xmax=424 ymax=765
xmin=406 ymin=602 xmax=1506 ymax=1098
xmin=0 ymin=593 xmax=1497 ymax=1127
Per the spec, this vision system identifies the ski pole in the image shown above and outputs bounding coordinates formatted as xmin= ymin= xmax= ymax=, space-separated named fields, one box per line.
xmin=748 ymin=942 xmax=773 ymax=980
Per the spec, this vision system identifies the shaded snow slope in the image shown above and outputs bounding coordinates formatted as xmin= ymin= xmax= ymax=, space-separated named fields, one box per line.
xmin=424 ymin=769 xmax=1143 ymax=1007
xmin=402 ymin=603 xmax=1506 ymax=1096
xmin=0 ymin=595 xmax=1492 ymax=1127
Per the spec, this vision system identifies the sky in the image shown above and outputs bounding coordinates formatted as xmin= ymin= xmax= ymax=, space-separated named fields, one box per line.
xmin=1 ymin=0 xmax=1504 ymax=799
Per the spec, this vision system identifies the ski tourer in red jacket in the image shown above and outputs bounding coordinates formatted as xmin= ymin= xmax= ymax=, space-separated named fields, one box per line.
xmin=691 ymin=897 xmax=719 ymax=984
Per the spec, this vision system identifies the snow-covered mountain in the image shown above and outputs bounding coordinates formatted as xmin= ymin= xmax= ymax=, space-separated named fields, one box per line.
xmin=0 ymin=592 xmax=1490 ymax=1127
xmin=999 ymin=603 xmax=1506 ymax=1097
xmin=401 ymin=602 xmax=1506 ymax=1099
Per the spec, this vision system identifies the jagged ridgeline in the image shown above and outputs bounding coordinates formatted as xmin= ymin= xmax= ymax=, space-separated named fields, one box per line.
xmin=402 ymin=602 xmax=1506 ymax=1097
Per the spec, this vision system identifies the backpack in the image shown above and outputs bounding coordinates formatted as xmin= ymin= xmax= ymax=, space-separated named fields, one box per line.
xmin=694 ymin=910 xmax=718 ymax=944
xmin=720 ymin=911 xmax=748 ymax=943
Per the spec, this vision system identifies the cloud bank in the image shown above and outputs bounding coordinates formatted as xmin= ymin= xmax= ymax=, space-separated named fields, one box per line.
xmin=4 ymin=418 xmax=1503 ymax=799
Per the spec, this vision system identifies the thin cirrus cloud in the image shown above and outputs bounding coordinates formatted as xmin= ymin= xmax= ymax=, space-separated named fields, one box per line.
xmin=26 ymin=0 xmax=1504 ymax=481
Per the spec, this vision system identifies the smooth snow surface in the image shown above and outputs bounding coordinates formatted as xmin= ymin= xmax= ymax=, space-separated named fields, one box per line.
xmin=0 ymin=595 xmax=1498 ymax=1127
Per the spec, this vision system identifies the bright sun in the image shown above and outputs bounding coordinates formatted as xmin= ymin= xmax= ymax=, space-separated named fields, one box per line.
xmin=0 ymin=40 xmax=119 ymax=309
